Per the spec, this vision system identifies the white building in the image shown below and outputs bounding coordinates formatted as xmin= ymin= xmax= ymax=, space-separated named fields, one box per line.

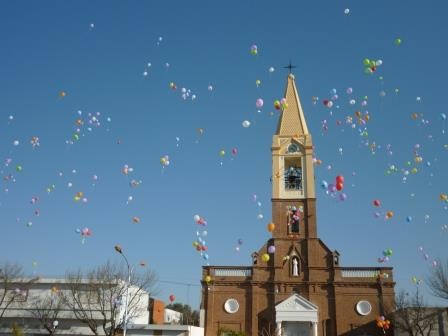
xmin=164 ymin=309 xmax=182 ymax=325
xmin=0 ymin=277 xmax=203 ymax=336
xmin=0 ymin=277 xmax=149 ymax=335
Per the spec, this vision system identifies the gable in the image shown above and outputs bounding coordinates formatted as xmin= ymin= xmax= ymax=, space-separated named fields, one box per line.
xmin=275 ymin=294 xmax=318 ymax=323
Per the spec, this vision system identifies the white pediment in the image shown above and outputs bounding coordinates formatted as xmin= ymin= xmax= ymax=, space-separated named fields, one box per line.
xmin=275 ymin=294 xmax=318 ymax=323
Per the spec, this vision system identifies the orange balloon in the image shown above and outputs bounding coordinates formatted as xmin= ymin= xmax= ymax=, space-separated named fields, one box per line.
xmin=267 ymin=223 xmax=275 ymax=232
xmin=386 ymin=211 xmax=394 ymax=219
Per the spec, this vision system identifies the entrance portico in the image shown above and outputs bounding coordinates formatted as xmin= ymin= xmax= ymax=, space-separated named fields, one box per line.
xmin=275 ymin=294 xmax=318 ymax=336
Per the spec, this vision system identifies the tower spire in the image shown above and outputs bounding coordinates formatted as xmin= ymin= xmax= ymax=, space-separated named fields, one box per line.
xmin=275 ymin=73 xmax=310 ymax=139
xmin=272 ymin=74 xmax=315 ymax=200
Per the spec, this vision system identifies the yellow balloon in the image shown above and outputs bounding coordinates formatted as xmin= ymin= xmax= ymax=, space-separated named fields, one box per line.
xmin=261 ymin=253 xmax=270 ymax=262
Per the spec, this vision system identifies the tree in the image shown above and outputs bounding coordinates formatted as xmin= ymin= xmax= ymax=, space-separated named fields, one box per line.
xmin=392 ymin=288 xmax=439 ymax=336
xmin=61 ymin=260 xmax=157 ymax=336
xmin=165 ymin=303 xmax=199 ymax=326
xmin=0 ymin=263 xmax=37 ymax=324
xmin=27 ymin=289 xmax=63 ymax=335
xmin=427 ymin=258 xmax=448 ymax=301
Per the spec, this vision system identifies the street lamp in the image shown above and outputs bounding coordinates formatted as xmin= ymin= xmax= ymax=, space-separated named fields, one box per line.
xmin=52 ymin=320 xmax=59 ymax=334
xmin=114 ymin=245 xmax=131 ymax=336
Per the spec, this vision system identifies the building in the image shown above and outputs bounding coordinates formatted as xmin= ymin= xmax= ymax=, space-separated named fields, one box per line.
xmin=0 ymin=277 xmax=204 ymax=336
xmin=200 ymin=74 xmax=396 ymax=336
xmin=0 ymin=277 xmax=150 ymax=335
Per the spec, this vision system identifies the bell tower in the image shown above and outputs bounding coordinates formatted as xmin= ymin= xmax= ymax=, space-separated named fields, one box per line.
xmin=271 ymin=73 xmax=316 ymax=239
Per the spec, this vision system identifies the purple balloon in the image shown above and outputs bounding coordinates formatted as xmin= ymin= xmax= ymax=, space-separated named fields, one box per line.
xmin=339 ymin=193 xmax=347 ymax=201
xmin=328 ymin=184 xmax=337 ymax=193
xmin=268 ymin=245 xmax=276 ymax=254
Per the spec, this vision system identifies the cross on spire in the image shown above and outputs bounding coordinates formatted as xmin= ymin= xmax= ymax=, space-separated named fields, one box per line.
xmin=284 ymin=61 xmax=296 ymax=74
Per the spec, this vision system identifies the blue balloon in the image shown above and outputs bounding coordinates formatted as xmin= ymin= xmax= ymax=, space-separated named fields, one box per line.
xmin=321 ymin=180 xmax=328 ymax=189
xmin=441 ymin=113 xmax=447 ymax=120
xmin=406 ymin=216 xmax=413 ymax=223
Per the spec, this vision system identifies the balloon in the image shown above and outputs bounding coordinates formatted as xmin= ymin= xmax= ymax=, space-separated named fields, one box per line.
xmin=321 ymin=180 xmax=328 ymax=189
xmin=261 ymin=253 xmax=270 ymax=262
xmin=344 ymin=8 xmax=350 ymax=14
xmin=231 ymin=148 xmax=238 ymax=155
xmin=250 ymin=44 xmax=258 ymax=55
xmin=219 ymin=150 xmax=226 ymax=157
xmin=441 ymin=113 xmax=447 ymax=120
xmin=267 ymin=245 xmax=275 ymax=254
xmin=406 ymin=216 xmax=413 ymax=223
xmin=169 ymin=294 xmax=175 ymax=303
xmin=256 ymin=98 xmax=264 ymax=108
xmin=255 ymin=80 xmax=261 ymax=87
xmin=273 ymin=100 xmax=281 ymax=110
xmin=328 ymin=184 xmax=337 ymax=193
xmin=339 ymin=193 xmax=347 ymax=201
xmin=268 ymin=66 xmax=275 ymax=73
xmin=335 ymin=182 xmax=343 ymax=191
xmin=386 ymin=211 xmax=394 ymax=219
xmin=242 ymin=120 xmax=251 ymax=128
xmin=335 ymin=175 xmax=344 ymax=184
xmin=16 ymin=165 xmax=22 ymax=172
xmin=373 ymin=199 xmax=381 ymax=207
xmin=394 ymin=38 xmax=402 ymax=45
xmin=267 ymin=223 xmax=275 ymax=232
xmin=237 ymin=238 xmax=243 ymax=245
xmin=204 ymin=275 xmax=211 ymax=283
xmin=132 ymin=216 xmax=140 ymax=224
xmin=59 ymin=91 xmax=66 ymax=97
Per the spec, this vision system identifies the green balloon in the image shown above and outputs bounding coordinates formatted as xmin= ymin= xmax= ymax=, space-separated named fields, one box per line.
xmin=395 ymin=38 xmax=402 ymax=45
xmin=363 ymin=58 xmax=370 ymax=66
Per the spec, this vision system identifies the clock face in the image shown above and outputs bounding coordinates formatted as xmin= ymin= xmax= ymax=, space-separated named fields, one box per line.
xmin=288 ymin=143 xmax=299 ymax=153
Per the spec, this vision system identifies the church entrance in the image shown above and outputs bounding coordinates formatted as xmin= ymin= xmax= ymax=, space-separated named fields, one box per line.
xmin=275 ymin=294 xmax=318 ymax=336
xmin=282 ymin=321 xmax=310 ymax=336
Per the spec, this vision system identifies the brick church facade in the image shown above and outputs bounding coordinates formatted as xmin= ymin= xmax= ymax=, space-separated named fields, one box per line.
xmin=200 ymin=74 xmax=395 ymax=336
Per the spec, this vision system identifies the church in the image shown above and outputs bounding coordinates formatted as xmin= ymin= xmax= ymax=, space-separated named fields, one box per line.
xmin=200 ymin=74 xmax=395 ymax=336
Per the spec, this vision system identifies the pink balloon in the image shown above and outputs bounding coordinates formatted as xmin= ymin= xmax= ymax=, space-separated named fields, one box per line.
xmin=231 ymin=148 xmax=238 ymax=155
xmin=256 ymin=98 xmax=264 ymax=108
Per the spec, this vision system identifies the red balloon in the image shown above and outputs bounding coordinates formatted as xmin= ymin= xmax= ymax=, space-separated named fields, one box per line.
xmin=373 ymin=199 xmax=381 ymax=207
xmin=336 ymin=175 xmax=344 ymax=183
xmin=169 ymin=294 xmax=175 ymax=303
xmin=336 ymin=182 xmax=343 ymax=191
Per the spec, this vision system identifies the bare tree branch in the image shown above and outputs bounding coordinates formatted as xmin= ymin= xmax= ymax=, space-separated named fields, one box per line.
xmin=392 ymin=288 xmax=439 ymax=336
xmin=27 ymin=289 xmax=63 ymax=335
xmin=61 ymin=260 xmax=157 ymax=336
xmin=0 ymin=263 xmax=38 ymax=323
xmin=427 ymin=259 xmax=448 ymax=301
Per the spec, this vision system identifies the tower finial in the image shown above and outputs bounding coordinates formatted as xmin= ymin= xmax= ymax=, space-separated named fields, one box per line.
xmin=284 ymin=61 xmax=296 ymax=74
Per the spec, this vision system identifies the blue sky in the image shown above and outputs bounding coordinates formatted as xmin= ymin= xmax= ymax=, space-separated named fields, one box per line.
xmin=1 ymin=0 xmax=448 ymax=309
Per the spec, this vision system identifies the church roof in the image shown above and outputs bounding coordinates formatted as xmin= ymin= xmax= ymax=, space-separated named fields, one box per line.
xmin=275 ymin=73 xmax=309 ymax=137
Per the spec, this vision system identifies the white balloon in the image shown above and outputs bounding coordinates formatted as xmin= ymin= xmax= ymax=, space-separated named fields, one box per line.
xmin=242 ymin=120 xmax=251 ymax=128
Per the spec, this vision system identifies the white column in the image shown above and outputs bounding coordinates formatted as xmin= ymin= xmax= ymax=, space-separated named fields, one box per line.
xmin=312 ymin=322 xmax=318 ymax=336
xmin=276 ymin=321 xmax=282 ymax=336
